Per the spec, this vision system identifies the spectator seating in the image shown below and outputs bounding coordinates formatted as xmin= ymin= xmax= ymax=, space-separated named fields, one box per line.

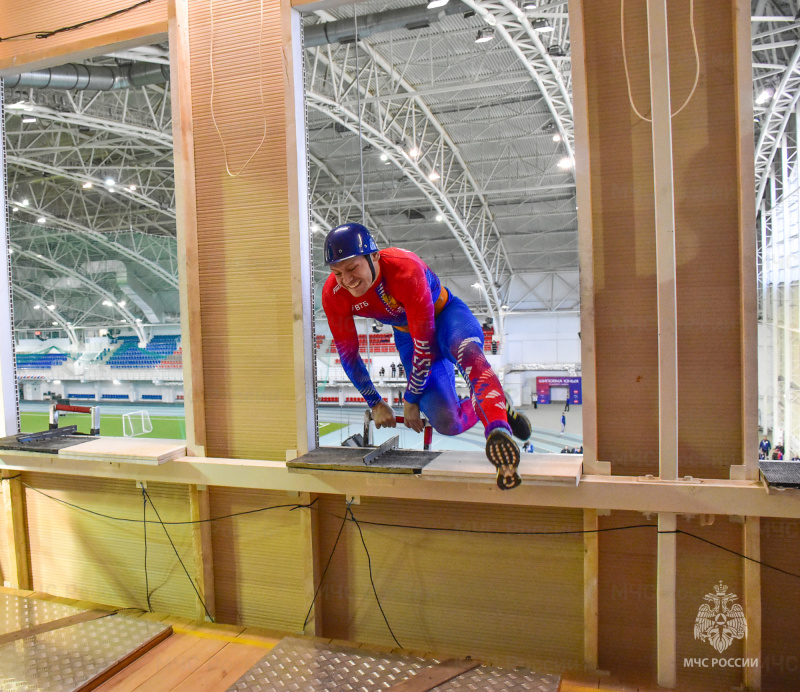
xmin=107 ymin=335 xmax=182 ymax=369
xmin=16 ymin=351 xmax=69 ymax=369
xmin=141 ymin=394 xmax=163 ymax=400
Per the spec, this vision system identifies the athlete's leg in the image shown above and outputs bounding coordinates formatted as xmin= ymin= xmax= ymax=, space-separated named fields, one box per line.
xmin=435 ymin=296 xmax=511 ymax=437
xmin=393 ymin=329 xmax=476 ymax=435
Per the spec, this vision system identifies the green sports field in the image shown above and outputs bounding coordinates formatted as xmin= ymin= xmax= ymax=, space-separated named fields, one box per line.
xmin=20 ymin=413 xmax=347 ymax=440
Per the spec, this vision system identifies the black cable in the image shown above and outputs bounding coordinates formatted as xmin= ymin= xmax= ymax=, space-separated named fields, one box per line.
xmin=302 ymin=498 xmax=352 ymax=631
xmin=347 ymin=505 xmax=402 ymax=649
xmin=142 ymin=487 xmax=214 ymax=622
xmin=0 ymin=474 xmax=22 ymax=482
xmin=661 ymin=530 xmax=800 ymax=581
xmin=0 ymin=0 xmax=153 ymax=42
xmin=142 ymin=486 xmax=152 ymax=612
xmin=20 ymin=480 xmax=315 ymax=525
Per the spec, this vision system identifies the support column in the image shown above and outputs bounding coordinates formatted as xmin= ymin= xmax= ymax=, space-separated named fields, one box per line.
xmin=781 ymin=137 xmax=791 ymax=458
xmin=2 ymin=471 xmax=30 ymax=590
xmin=189 ymin=484 xmax=215 ymax=621
xmin=744 ymin=516 xmax=761 ymax=691
xmin=583 ymin=508 xmax=598 ymax=671
xmin=0 ymin=87 xmax=19 ymax=439
xmin=657 ymin=512 xmax=676 ymax=689
xmin=299 ymin=492 xmax=321 ymax=636
xmin=646 ymin=0 xmax=678 ymax=481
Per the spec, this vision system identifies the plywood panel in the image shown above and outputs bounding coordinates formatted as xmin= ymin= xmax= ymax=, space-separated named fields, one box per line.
xmin=580 ymin=0 xmax=751 ymax=479
xmin=761 ymin=517 xmax=800 ymax=691
xmin=317 ymin=495 xmax=584 ymax=669
xmin=0 ymin=0 xmax=167 ymax=74
xmin=180 ymin=0 xmax=308 ymax=460
xmin=209 ymin=486 xmax=308 ymax=631
xmin=23 ymin=473 xmax=196 ymax=618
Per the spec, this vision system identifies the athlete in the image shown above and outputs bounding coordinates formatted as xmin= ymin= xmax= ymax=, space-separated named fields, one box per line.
xmin=321 ymin=222 xmax=531 ymax=489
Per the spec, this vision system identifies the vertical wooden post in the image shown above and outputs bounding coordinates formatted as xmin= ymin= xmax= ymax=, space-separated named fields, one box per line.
xmin=744 ymin=516 xmax=761 ymax=690
xmin=657 ymin=512 xmax=677 ymax=688
xmin=299 ymin=492 xmax=321 ymax=636
xmin=583 ymin=508 xmax=599 ymax=671
xmin=646 ymin=0 xmax=678 ymax=482
xmin=169 ymin=0 xmax=206 ymax=458
xmin=189 ymin=484 xmax=215 ymax=621
xmin=2 ymin=471 xmax=30 ymax=590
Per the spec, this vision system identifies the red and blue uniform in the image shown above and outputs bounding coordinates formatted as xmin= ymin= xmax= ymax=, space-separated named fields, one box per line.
xmin=322 ymin=248 xmax=511 ymax=438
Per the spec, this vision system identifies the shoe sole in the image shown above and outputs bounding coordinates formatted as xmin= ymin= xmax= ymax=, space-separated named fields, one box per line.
xmin=486 ymin=431 xmax=522 ymax=490
xmin=508 ymin=410 xmax=532 ymax=441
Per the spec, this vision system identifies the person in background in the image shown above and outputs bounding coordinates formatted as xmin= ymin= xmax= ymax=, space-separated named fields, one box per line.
xmin=560 ymin=412 xmax=566 ymax=435
xmin=759 ymin=436 xmax=771 ymax=460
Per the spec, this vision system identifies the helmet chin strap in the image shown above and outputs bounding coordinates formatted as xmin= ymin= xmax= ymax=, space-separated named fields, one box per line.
xmin=365 ymin=253 xmax=376 ymax=283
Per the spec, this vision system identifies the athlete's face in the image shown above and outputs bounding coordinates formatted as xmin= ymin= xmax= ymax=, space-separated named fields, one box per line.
xmin=330 ymin=253 xmax=379 ymax=297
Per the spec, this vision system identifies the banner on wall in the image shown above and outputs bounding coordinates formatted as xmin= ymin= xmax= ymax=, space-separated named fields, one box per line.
xmin=536 ymin=376 xmax=582 ymax=404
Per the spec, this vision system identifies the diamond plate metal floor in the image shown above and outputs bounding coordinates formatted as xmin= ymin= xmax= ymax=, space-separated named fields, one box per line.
xmin=227 ymin=637 xmax=560 ymax=691
xmin=0 ymin=611 xmax=170 ymax=692
xmin=0 ymin=593 xmax=83 ymax=635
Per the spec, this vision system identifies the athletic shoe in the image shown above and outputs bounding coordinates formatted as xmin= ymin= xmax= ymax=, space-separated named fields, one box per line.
xmin=505 ymin=394 xmax=532 ymax=441
xmin=485 ymin=428 xmax=522 ymax=490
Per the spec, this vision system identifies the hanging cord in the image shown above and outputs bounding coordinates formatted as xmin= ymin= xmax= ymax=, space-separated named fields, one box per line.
xmin=302 ymin=498 xmax=353 ymax=631
xmin=347 ymin=505 xmax=402 ymax=648
xmin=142 ymin=486 xmax=152 ymax=612
xmin=621 ymin=0 xmax=700 ymax=122
xmin=354 ymin=11 xmax=367 ymax=224
xmin=142 ymin=487 xmax=214 ymax=622
xmin=209 ymin=0 xmax=268 ymax=177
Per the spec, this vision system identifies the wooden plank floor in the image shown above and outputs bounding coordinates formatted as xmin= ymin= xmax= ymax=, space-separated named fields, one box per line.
xmin=0 ymin=587 xmax=282 ymax=692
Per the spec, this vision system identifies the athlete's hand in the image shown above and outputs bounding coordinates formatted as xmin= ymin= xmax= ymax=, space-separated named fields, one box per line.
xmin=403 ymin=401 xmax=425 ymax=432
xmin=371 ymin=400 xmax=396 ymax=429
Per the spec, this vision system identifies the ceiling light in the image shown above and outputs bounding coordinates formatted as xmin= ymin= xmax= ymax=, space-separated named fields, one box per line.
xmin=501 ymin=304 xmax=510 ymax=310
xmin=113 ymin=379 xmax=121 ymax=385
xmin=53 ymin=379 xmax=61 ymax=384
xmin=428 ymin=170 xmax=441 ymax=181
xmin=33 ymin=305 xmax=40 ymax=310
xmin=7 ymin=101 xmax=33 ymax=111
xmin=82 ymin=182 xmax=93 ymax=189
xmin=128 ymin=185 xmax=137 ymax=191
xmin=36 ymin=217 xmax=46 ymax=224
xmin=435 ymin=214 xmax=444 ymax=222
xmin=311 ymin=223 xmax=320 ymax=233
xmin=427 ymin=0 xmax=449 ymax=7
xmin=21 ymin=199 xmax=29 ymax=207
xmin=118 ymin=300 xmax=126 ymax=307
xmin=102 ymin=300 xmax=113 ymax=306
xmin=380 ymin=153 xmax=388 ymax=162
xmin=532 ymin=18 xmax=554 ymax=32
xmin=547 ymin=44 xmax=566 ymax=57
xmin=553 ymin=133 xmax=562 ymax=142
xmin=475 ymin=27 xmax=495 ymax=43
xmin=407 ymin=146 xmax=419 ymax=159
xmin=521 ymin=0 xmax=537 ymax=9
xmin=120 ymin=319 xmax=126 ymax=323
xmin=22 ymin=116 xmax=36 ymax=124
xmin=558 ymin=156 xmax=574 ymax=169
xmin=756 ymin=87 xmax=774 ymax=105
xmin=135 ymin=318 xmax=142 ymax=323
xmin=12 ymin=207 xmax=18 ymax=213
xmin=47 ymin=304 xmax=55 ymax=310
xmin=7 ymin=249 xmax=12 ymax=254
xmin=105 ymin=178 xmax=116 ymax=187
xmin=51 ymin=322 xmax=58 ymax=326
xmin=471 ymin=282 xmax=482 ymax=290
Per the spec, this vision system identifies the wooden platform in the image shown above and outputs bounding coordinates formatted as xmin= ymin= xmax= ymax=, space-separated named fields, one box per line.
xmin=422 ymin=451 xmax=583 ymax=486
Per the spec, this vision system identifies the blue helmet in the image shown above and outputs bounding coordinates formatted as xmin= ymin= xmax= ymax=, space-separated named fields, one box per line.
xmin=323 ymin=223 xmax=378 ymax=265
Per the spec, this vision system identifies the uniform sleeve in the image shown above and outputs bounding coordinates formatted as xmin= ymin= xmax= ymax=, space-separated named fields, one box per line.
xmin=388 ymin=262 xmax=436 ymax=405
xmin=322 ymin=286 xmax=382 ymax=408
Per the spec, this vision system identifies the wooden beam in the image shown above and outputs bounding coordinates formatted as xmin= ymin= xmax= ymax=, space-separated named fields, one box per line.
xmin=583 ymin=508 xmax=598 ymax=671
xmin=168 ymin=0 xmax=207 ymax=457
xmin=568 ymin=0 xmax=599 ymax=475
xmin=646 ymin=0 xmax=678 ymax=481
xmin=299 ymin=492 xmax=321 ymax=635
xmin=2 ymin=471 xmax=30 ymax=590
xmin=189 ymin=484 xmax=215 ymax=621
xmin=657 ymin=512 xmax=676 ymax=689
xmin=0 ymin=608 xmax=110 ymax=646
xmin=744 ymin=516 xmax=761 ymax=690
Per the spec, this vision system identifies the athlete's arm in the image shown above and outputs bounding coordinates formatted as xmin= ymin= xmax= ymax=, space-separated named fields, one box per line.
xmin=388 ymin=260 xmax=436 ymax=406
xmin=322 ymin=289 xmax=382 ymax=409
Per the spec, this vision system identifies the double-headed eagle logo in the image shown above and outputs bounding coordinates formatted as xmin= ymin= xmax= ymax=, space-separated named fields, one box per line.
xmin=694 ymin=581 xmax=747 ymax=653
